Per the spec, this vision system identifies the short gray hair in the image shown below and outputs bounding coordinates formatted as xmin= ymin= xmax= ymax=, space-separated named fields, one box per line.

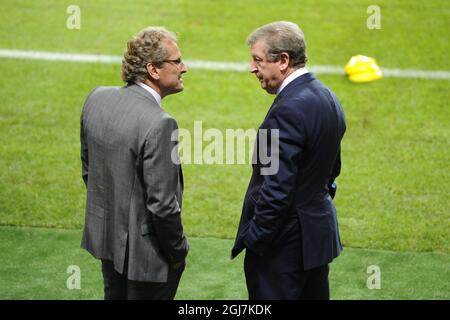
xmin=121 ymin=27 xmax=177 ymax=83
xmin=247 ymin=21 xmax=307 ymax=67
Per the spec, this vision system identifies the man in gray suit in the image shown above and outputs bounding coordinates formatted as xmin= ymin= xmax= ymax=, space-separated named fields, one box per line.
xmin=80 ymin=27 xmax=189 ymax=300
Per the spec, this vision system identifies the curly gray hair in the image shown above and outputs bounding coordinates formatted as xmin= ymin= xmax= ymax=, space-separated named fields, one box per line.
xmin=247 ymin=21 xmax=307 ymax=67
xmin=121 ymin=27 xmax=177 ymax=83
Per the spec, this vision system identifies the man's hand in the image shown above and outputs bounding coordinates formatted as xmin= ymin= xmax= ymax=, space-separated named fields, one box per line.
xmin=328 ymin=182 xmax=337 ymax=199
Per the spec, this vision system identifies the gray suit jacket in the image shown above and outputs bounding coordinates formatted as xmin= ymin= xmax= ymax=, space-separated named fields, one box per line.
xmin=80 ymin=84 xmax=188 ymax=282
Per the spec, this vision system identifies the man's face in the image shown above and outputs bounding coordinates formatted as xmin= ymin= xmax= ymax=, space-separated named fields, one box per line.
xmin=156 ymin=39 xmax=188 ymax=97
xmin=249 ymin=40 xmax=284 ymax=95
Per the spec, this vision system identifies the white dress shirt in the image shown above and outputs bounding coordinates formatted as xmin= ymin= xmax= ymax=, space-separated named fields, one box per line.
xmin=136 ymin=82 xmax=162 ymax=107
xmin=277 ymin=67 xmax=309 ymax=96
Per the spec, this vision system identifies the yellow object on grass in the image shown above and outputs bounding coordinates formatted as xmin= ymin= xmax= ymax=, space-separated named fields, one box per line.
xmin=345 ymin=55 xmax=382 ymax=83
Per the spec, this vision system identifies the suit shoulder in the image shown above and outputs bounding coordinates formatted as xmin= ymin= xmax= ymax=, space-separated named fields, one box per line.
xmin=141 ymin=112 xmax=178 ymax=144
xmin=273 ymin=93 xmax=307 ymax=121
xmin=83 ymin=86 xmax=119 ymax=107
xmin=146 ymin=112 xmax=178 ymax=131
xmin=135 ymin=99 xmax=176 ymax=123
xmin=87 ymin=86 xmax=121 ymax=100
xmin=285 ymin=80 xmax=334 ymax=108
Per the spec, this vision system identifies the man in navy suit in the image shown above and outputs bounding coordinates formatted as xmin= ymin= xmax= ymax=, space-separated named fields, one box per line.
xmin=231 ymin=21 xmax=346 ymax=300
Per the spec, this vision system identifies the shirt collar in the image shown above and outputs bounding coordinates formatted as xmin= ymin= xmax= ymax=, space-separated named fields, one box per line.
xmin=277 ymin=67 xmax=309 ymax=96
xmin=136 ymin=82 xmax=162 ymax=107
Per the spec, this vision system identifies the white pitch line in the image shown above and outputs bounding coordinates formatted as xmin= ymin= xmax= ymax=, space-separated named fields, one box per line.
xmin=0 ymin=49 xmax=121 ymax=64
xmin=1 ymin=49 xmax=449 ymax=80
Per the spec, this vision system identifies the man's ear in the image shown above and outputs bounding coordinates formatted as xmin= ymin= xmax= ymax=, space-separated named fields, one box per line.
xmin=146 ymin=63 xmax=160 ymax=80
xmin=279 ymin=52 xmax=290 ymax=72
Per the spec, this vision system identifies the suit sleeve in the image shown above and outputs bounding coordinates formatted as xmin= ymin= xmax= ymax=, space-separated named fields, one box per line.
xmin=143 ymin=116 xmax=188 ymax=265
xmin=80 ymin=87 xmax=102 ymax=187
xmin=243 ymin=105 xmax=306 ymax=255
xmin=80 ymin=106 xmax=89 ymax=187
xmin=328 ymin=145 xmax=341 ymax=199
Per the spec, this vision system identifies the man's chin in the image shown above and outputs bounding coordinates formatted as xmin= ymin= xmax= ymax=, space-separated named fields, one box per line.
xmin=262 ymin=85 xmax=276 ymax=95
xmin=259 ymin=82 xmax=274 ymax=95
xmin=162 ymin=87 xmax=183 ymax=98
xmin=174 ymin=83 xmax=185 ymax=91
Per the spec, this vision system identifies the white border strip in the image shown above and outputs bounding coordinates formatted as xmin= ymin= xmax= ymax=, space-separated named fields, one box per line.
xmin=1 ymin=49 xmax=449 ymax=80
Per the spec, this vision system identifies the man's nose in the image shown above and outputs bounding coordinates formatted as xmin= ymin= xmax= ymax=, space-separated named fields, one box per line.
xmin=181 ymin=62 xmax=188 ymax=73
xmin=249 ymin=61 xmax=258 ymax=73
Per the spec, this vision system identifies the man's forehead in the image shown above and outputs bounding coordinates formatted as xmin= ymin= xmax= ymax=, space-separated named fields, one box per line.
xmin=163 ymin=39 xmax=176 ymax=48
xmin=163 ymin=39 xmax=181 ymax=56
xmin=250 ymin=40 xmax=267 ymax=55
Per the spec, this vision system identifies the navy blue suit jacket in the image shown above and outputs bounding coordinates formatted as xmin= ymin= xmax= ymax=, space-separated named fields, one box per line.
xmin=231 ymin=72 xmax=346 ymax=270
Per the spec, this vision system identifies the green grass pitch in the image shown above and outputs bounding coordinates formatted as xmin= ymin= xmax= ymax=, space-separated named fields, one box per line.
xmin=0 ymin=0 xmax=448 ymax=299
